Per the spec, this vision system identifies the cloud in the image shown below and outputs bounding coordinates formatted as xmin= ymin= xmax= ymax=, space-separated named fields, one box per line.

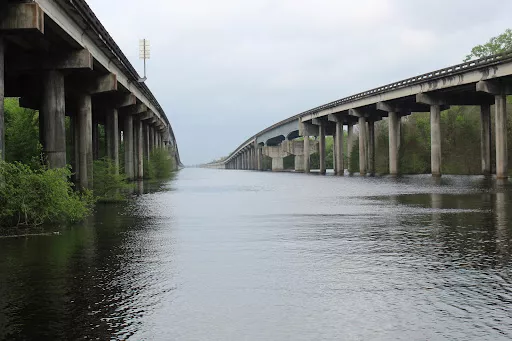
xmin=87 ymin=0 xmax=512 ymax=164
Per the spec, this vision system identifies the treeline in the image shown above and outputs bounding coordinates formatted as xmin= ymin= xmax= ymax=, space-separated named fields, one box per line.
xmin=1 ymin=98 xmax=176 ymax=228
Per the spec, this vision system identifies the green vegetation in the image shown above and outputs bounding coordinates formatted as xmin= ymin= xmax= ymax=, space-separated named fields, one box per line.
xmin=93 ymin=158 xmax=131 ymax=202
xmin=146 ymin=147 xmax=176 ymax=179
xmin=0 ymin=162 xmax=94 ymax=227
xmin=465 ymin=29 xmax=512 ymax=61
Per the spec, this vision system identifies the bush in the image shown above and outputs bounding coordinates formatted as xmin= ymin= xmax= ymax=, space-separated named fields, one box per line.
xmin=147 ymin=148 xmax=175 ymax=179
xmin=0 ymin=162 xmax=94 ymax=227
xmin=93 ymin=158 xmax=131 ymax=202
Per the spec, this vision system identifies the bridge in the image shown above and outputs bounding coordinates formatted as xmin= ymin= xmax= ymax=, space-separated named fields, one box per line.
xmin=210 ymin=51 xmax=512 ymax=179
xmin=0 ymin=0 xmax=181 ymax=188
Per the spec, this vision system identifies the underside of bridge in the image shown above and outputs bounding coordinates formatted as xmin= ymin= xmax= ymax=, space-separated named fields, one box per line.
xmin=0 ymin=1 xmax=181 ymax=188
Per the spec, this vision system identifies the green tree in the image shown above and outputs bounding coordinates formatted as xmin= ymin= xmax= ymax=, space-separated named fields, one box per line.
xmin=464 ymin=28 xmax=512 ymax=61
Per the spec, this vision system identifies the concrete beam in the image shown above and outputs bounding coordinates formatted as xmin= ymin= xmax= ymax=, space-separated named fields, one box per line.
xmin=139 ymin=111 xmax=154 ymax=121
xmin=88 ymin=73 xmax=117 ymax=94
xmin=11 ymin=49 xmax=93 ymax=72
xmin=0 ymin=3 xmax=44 ymax=33
xmin=376 ymin=101 xmax=431 ymax=113
xmin=416 ymin=92 xmax=491 ymax=106
xmin=476 ymin=80 xmax=512 ymax=95
xmin=116 ymin=93 xmax=137 ymax=108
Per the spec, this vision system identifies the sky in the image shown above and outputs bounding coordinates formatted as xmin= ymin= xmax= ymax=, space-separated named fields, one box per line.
xmin=87 ymin=0 xmax=512 ymax=165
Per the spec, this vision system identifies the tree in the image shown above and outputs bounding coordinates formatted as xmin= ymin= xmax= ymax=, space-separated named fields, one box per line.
xmin=464 ymin=28 xmax=512 ymax=61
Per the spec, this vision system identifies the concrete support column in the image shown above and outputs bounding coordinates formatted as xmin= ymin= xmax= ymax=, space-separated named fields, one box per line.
xmin=149 ymin=125 xmax=154 ymax=152
xmin=430 ymin=105 xmax=441 ymax=177
xmin=333 ymin=132 xmax=337 ymax=174
xmin=77 ymin=94 xmax=93 ymax=189
xmin=42 ymin=70 xmax=66 ymax=168
xmin=272 ymin=157 xmax=284 ymax=171
xmin=92 ymin=119 xmax=99 ymax=160
xmin=304 ymin=136 xmax=310 ymax=173
xmin=347 ymin=123 xmax=353 ymax=173
xmin=495 ymin=95 xmax=508 ymax=179
xmin=295 ymin=155 xmax=304 ymax=172
xmin=0 ymin=38 xmax=4 ymax=161
xmin=144 ymin=123 xmax=150 ymax=162
xmin=368 ymin=120 xmax=375 ymax=176
xmin=257 ymin=147 xmax=263 ymax=171
xmin=71 ymin=115 xmax=79 ymax=181
xmin=359 ymin=117 xmax=367 ymax=176
xmin=134 ymin=118 xmax=144 ymax=179
xmin=124 ymin=115 xmax=134 ymax=180
xmin=480 ymin=104 xmax=492 ymax=176
xmin=388 ymin=112 xmax=399 ymax=176
xmin=105 ymin=108 xmax=119 ymax=174
xmin=335 ymin=121 xmax=344 ymax=175
xmin=319 ymin=122 xmax=326 ymax=174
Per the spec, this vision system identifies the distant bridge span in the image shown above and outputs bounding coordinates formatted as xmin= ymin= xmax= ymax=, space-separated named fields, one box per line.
xmin=209 ymin=52 xmax=512 ymax=178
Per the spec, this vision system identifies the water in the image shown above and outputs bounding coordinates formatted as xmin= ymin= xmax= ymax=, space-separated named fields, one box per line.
xmin=1 ymin=169 xmax=512 ymax=340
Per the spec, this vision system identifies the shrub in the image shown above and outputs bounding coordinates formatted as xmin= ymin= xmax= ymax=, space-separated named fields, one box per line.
xmin=147 ymin=148 xmax=175 ymax=179
xmin=0 ymin=162 xmax=94 ymax=227
xmin=93 ymin=158 xmax=131 ymax=202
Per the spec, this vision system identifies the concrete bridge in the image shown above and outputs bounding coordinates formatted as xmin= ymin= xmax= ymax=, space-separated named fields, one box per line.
xmin=0 ymin=0 xmax=181 ymax=188
xmin=214 ymin=51 xmax=512 ymax=179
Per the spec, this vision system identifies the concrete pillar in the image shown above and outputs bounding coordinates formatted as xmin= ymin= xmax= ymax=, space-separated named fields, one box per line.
xmin=368 ymin=120 xmax=375 ymax=176
xmin=389 ymin=112 xmax=399 ymax=176
xmin=71 ymin=115 xmax=78 ymax=182
xmin=319 ymin=122 xmax=326 ymax=174
xmin=430 ymin=105 xmax=441 ymax=177
xmin=257 ymin=147 xmax=263 ymax=171
xmin=272 ymin=157 xmax=284 ymax=171
xmin=77 ymin=94 xmax=93 ymax=189
xmin=124 ymin=115 xmax=134 ymax=180
xmin=41 ymin=70 xmax=66 ymax=168
xmin=359 ymin=117 xmax=367 ymax=176
xmin=480 ymin=104 xmax=492 ymax=176
xmin=304 ymin=136 xmax=310 ymax=173
xmin=92 ymin=119 xmax=99 ymax=160
xmin=149 ymin=125 xmax=154 ymax=152
xmin=295 ymin=155 xmax=304 ymax=172
xmin=335 ymin=121 xmax=344 ymax=175
xmin=0 ymin=38 xmax=4 ymax=161
xmin=333 ymin=132 xmax=337 ymax=174
xmin=347 ymin=123 xmax=353 ymax=173
xmin=144 ymin=123 xmax=150 ymax=162
xmin=105 ymin=108 xmax=119 ymax=174
xmin=134 ymin=118 xmax=143 ymax=179
xmin=495 ymin=95 xmax=508 ymax=179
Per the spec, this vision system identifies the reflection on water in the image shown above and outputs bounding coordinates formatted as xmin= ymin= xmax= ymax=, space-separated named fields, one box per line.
xmin=1 ymin=170 xmax=512 ymax=340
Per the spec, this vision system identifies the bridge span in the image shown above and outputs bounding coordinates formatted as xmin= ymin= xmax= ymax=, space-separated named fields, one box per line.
xmin=210 ymin=52 xmax=512 ymax=179
xmin=0 ymin=0 xmax=181 ymax=188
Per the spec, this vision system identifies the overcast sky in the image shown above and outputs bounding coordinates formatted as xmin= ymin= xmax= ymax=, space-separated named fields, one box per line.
xmin=87 ymin=0 xmax=512 ymax=165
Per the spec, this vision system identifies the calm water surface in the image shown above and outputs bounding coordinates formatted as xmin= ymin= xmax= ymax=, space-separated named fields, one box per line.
xmin=1 ymin=169 xmax=512 ymax=340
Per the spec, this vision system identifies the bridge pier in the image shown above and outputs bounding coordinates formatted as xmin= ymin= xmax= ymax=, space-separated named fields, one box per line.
xmin=257 ymin=146 xmax=263 ymax=171
xmin=495 ymin=95 xmax=508 ymax=179
xmin=359 ymin=117 xmax=367 ymax=176
xmin=106 ymin=108 xmax=119 ymax=173
xmin=480 ymin=104 xmax=491 ymax=176
xmin=318 ymin=121 xmax=326 ymax=175
xmin=42 ymin=70 xmax=66 ymax=168
xmin=347 ymin=123 xmax=354 ymax=173
xmin=77 ymin=93 xmax=93 ymax=190
xmin=272 ymin=157 xmax=284 ymax=171
xmin=430 ymin=105 xmax=442 ymax=177
xmin=124 ymin=115 xmax=134 ymax=180
xmin=335 ymin=120 xmax=344 ymax=176
xmin=135 ymin=117 xmax=144 ymax=179
xmin=368 ymin=120 xmax=375 ymax=176
xmin=388 ymin=112 xmax=400 ymax=176
xmin=304 ymin=136 xmax=310 ymax=173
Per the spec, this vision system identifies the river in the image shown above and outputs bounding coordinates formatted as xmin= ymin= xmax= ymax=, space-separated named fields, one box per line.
xmin=1 ymin=168 xmax=512 ymax=340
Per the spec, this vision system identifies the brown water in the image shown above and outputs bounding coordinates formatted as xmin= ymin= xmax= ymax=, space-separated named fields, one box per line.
xmin=1 ymin=169 xmax=512 ymax=340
